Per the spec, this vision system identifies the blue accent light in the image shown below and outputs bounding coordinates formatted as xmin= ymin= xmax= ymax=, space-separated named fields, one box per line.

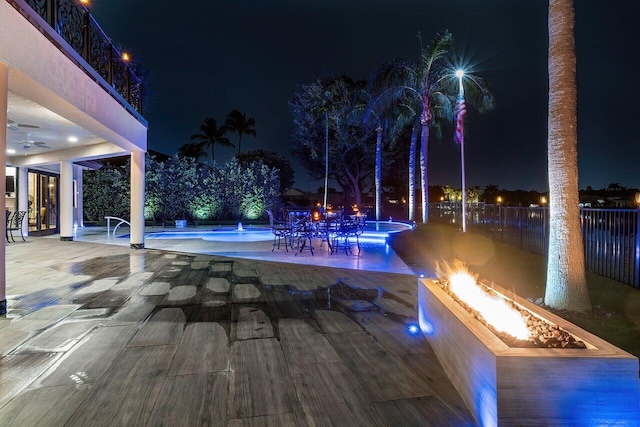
xmin=407 ymin=324 xmax=420 ymax=335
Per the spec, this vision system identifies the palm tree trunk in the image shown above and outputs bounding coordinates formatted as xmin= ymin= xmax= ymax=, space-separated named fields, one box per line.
xmin=408 ymin=125 xmax=418 ymax=222
xmin=419 ymin=115 xmax=431 ymax=224
xmin=545 ymin=0 xmax=591 ymax=312
xmin=237 ymin=134 xmax=243 ymax=154
xmin=375 ymin=127 xmax=383 ymax=221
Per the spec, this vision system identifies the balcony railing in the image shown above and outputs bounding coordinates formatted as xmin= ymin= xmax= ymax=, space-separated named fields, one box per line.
xmin=9 ymin=0 xmax=144 ymax=119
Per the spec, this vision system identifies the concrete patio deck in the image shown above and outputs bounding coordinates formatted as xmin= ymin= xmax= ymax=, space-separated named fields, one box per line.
xmin=0 ymin=230 xmax=475 ymax=426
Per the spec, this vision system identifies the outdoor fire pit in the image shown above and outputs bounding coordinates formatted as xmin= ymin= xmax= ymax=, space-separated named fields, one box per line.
xmin=418 ymin=272 xmax=640 ymax=426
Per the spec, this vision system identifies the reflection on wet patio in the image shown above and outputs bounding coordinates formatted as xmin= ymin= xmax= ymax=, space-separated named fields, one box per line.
xmin=1 ymin=238 xmax=475 ymax=425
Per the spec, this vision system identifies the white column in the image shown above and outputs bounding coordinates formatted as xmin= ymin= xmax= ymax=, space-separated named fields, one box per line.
xmin=130 ymin=150 xmax=145 ymax=249
xmin=59 ymin=160 xmax=73 ymax=240
xmin=74 ymin=164 xmax=83 ymax=228
xmin=0 ymin=62 xmax=8 ymax=314
xmin=18 ymin=167 xmax=28 ymax=236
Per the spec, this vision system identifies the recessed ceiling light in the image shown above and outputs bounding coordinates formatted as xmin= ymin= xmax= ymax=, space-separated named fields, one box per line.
xmin=7 ymin=149 xmax=16 ymax=154
xmin=68 ymin=136 xmax=78 ymax=142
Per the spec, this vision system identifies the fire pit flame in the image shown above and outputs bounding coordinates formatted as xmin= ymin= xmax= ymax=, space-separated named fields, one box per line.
xmin=439 ymin=261 xmax=530 ymax=341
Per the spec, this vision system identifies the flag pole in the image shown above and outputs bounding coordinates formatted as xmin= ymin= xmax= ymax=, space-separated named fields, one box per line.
xmin=455 ymin=70 xmax=467 ymax=233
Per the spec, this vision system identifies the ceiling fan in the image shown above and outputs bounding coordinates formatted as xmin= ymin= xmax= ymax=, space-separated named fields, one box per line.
xmin=6 ymin=118 xmax=40 ymax=130
xmin=10 ymin=134 xmax=52 ymax=150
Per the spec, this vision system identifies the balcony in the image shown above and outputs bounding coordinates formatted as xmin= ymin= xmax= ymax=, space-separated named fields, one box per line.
xmin=8 ymin=0 xmax=144 ymax=119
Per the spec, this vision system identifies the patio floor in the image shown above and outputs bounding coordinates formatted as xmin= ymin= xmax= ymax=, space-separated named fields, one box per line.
xmin=0 ymin=229 xmax=476 ymax=426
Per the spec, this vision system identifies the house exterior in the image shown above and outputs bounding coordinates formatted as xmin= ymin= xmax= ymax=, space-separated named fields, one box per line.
xmin=1 ymin=0 xmax=148 ymax=314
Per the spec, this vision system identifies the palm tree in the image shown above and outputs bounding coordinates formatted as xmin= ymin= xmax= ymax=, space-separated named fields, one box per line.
xmin=387 ymin=32 xmax=454 ymax=224
xmin=415 ymin=32 xmax=456 ymax=224
xmin=177 ymin=141 xmax=207 ymax=162
xmin=225 ymin=110 xmax=256 ymax=154
xmin=364 ymin=60 xmax=415 ymax=220
xmin=190 ymin=118 xmax=233 ymax=163
xmin=544 ymin=0 xmax=591 ymax=312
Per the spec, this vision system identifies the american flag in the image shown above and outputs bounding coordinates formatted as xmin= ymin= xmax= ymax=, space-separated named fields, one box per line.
xmin=454 ymin=92 xmax=466 ymax=144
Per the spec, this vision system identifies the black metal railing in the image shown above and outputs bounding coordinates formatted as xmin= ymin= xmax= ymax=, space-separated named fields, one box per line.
xmin=429 ymin=203 xmax=640 ymax=289
xmin=10 ymin=0 xmax=143 ymax=117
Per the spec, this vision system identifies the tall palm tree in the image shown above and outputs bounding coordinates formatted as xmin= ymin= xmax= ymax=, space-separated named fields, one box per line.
xmin=190 ymin=118 xmax=233 ymax=163
xmin=225 ymin=110 xmax=256 ymax=154
xmin=394 ymin=33 xmax=493 ymax=224
xmin=393 ymin=32 xmax=454 ymax=224
xmin=364 ymin=60 xmax=415 ymax=220
xmin=544 ymin=0 xmax=591 ymax=312
xmin=416 ymin=32 xmax=456 ymax=224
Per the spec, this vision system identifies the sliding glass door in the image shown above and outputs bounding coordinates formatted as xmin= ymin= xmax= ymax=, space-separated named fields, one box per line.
xmin=28 ymin=171 xmax=58 ymax=235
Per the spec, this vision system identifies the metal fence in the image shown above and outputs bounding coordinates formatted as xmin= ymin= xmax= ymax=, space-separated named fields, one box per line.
xmin=428 ymin=203 xmax=640 ymax=289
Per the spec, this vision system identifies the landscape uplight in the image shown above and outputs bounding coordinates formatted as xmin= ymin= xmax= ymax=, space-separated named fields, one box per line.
xmin=122 ymin=52 xmax=131 ymax=62
xmin=455 ymin=69 xmax=465 ymax=79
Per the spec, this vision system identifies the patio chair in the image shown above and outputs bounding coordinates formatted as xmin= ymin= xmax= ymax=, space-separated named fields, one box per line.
xmin=7 ymin=210 xmax=27 ymax=243
xmin=331 ymin=213 xmax=366 ymax=255
xmin=266 ymin=209 xmax=290 ymax=251
xmin=288 ymin=210 xmax=314 ymax=256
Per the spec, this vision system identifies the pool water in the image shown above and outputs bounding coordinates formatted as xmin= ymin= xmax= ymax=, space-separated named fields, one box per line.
xmin=139 ymin=221 xmax=413 ymax=243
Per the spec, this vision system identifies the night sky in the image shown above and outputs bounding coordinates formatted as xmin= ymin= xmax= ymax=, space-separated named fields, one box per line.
xmin=90 ymin=0 xmax=640 ymax=192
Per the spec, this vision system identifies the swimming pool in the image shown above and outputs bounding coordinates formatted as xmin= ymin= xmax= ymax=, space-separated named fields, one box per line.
xmin=140 ymin=221 xmax=413 ymax=243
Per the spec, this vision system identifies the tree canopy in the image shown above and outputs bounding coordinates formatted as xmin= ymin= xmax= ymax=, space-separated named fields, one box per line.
xmin=290 ymin=75 xmax=375 ymax=208
xmin=190 ymin=117 xmax=233 ymax=162
xmin=225 ymin=109 xmax=257 ymax=154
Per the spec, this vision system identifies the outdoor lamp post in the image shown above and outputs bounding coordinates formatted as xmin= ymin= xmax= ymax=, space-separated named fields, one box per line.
xmin=322 ymin=91 xmax=330 ymax=212
xmin=454 ymin=69 xmax=468 ymax=232
xmin=324 ymin=110 xmax=328 ymax=211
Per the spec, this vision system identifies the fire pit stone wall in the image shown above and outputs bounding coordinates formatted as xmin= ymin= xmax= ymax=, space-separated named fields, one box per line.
xmin=418 ymin=278 xmax=640 ymax=426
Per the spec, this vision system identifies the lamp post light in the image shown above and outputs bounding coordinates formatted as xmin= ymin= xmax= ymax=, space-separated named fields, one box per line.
xmin=455 ymin=69 xmax=467 ymax=232
xmin=323 ymin=110 xmax=328 ymax=211
xmin=322 ymin=91 xmax=330 ymax=213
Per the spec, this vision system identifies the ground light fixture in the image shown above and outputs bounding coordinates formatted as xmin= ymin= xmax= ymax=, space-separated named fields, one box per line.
xmin=407 ymin=324 xmax=420 ymax=335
